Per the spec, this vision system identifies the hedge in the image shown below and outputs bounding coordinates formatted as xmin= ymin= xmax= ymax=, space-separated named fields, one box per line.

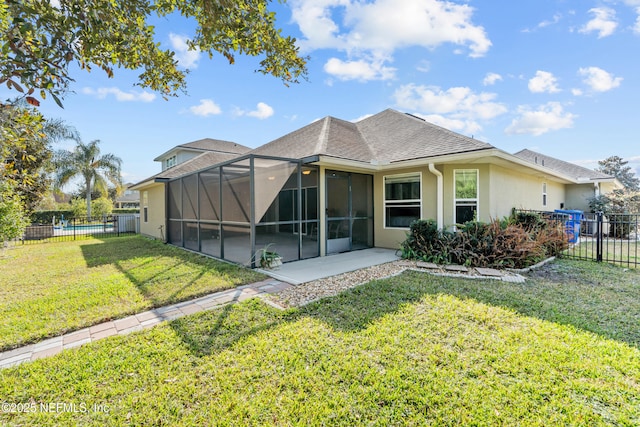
xmin=400 ymin=214 xmax=568 ymax=269
xmin=30 ymin=208 xmax=139 ymax=224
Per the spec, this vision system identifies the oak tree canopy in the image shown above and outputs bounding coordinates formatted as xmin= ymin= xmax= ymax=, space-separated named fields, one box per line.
xmin=1 ymin=0 xmax=308 ymax=106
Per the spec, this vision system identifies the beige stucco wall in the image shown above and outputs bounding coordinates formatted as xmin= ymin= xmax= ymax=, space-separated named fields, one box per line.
xmin=565 ymin=183 xmax=597 ymax=212
xmin=485 ymin=164 xmax=565 ymax=218
xmin=138 ymin=182 xmax=166 ymax=240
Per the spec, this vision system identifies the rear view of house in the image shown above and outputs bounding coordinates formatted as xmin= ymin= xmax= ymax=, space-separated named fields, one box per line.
xmin=132 ymin=109 xmax=619 ymax=267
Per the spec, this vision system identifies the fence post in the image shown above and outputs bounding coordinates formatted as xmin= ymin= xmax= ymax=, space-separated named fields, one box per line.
xmin=596 ymin=211 xmax=603 ymax=262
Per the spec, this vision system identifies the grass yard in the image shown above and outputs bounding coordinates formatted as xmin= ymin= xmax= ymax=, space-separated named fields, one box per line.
xmin=0 ymin=236 xmax=265 ymax=351
xmin=566 ymin=239 xmax=640 ymax=268
xmin=0 ymin=259 xmax=639 ymax=425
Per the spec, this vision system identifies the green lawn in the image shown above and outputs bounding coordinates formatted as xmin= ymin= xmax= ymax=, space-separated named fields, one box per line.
xmin=566 ymin=240 xmax=640 ymax=268
xmin=0 ymin=236 xmax=265 ymax=351
xmin=0 ymin=259 xmax=639 ymax=426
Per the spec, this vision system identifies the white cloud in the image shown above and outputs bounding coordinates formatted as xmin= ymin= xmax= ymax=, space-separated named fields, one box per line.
xmin=620 ymin=2 xmax=640 ymax=34
xmin=323 ymin=57 xmax=396 ymax=81
xmin=291 ymin=0 xmax=491 ymax=81
xmin=189 ymin=99 xmax=222 ymax=117
xmin=578 ymin=66 xmax=622 ymax=92
xmin=416 ymin=60 xmax=431 ymax=73
xmin=394 ymin=84 xmax=507 ymax=133
xmin=528 ymin=71 xmax=560 ymax=93
xmin=571 ymin=88 xmax=583 ymax=96
xmin=523 ymin=13 xmax=562 ymax=32
xmin=579 ymin=7 xmax=618 ymax=38
xmin=505 ymin=102 xmax=576 ymax=136
xmin=483 ymin=72 xmax=502 ymax=86
xmin=169 ymin=33 xmax=201 ymax=69
xmin=353 ymin=114 xmax=374 ymax=122
xmin=235 ymin=102 xmax=275 ymax=120
xmin=538 ymin=13 xmax=562 ymax=29
xmin=414 ymin=114 xmax=482 ymax=135
xmin=82 ymin=87 xmax=156 ymax=102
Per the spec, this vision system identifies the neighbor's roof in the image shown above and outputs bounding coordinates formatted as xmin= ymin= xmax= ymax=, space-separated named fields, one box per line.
xmin=131 ymin=151 xmax=241 ymax=189
xmin=250 ymin=109 xmax=494 ymax=163
xmin=153 ymin=138 xmax=251 ymax=161
xmin=513 ymin=149 xmax=614 ymax=181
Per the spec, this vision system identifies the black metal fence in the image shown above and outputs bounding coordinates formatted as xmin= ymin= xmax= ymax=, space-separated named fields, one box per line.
xmin=16 ymin=214 xmax=140 ymax=244
xmin=564 ymin=212 xmax=639 ymax=267
xmin=515 ymin=210 xmax=640 ymax=268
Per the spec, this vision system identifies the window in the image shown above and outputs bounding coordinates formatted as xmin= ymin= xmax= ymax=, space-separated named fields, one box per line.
xmin=384 ymin=174 xmax=421 ymax=228
xmin=142 ymin=191 xmax=148 ymax=223
xmin=542 ymin=182 xmax=547 ymax=207
xmin=165 ymin=155 xmax=177 ymax=169
xmin=454 ymin=169 xmax=478 ymax=224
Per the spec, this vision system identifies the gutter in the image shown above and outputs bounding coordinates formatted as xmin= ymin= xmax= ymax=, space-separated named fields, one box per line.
xmin=428 ymin=163 xmax=444 ymax=229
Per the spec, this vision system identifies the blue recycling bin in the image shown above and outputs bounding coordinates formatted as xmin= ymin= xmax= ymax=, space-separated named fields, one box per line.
xmin=554 ymin=209 xmax=583 ymax=243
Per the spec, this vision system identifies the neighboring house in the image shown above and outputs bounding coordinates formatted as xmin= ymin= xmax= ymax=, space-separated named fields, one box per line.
xmin=114 ymin=183 xmax=140 ymax=209
xmin=132 ymin=109 xmax=620 ymax=267
xmin=153 ymin=138 xmax=250 ymax=171
xmin=131 ymin=138 xmax=251 ymax=241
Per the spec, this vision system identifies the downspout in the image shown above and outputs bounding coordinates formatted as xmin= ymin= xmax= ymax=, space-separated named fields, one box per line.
xmin=428 ymin=164 xmax=444 ymax=229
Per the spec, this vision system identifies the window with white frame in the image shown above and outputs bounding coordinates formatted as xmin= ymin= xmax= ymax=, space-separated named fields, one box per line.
xmin=384 ymin=173 xmax=421 ymax=228
xmin=454 ymin=169 xmax=478 ymax=224
xmin=165 ymin=155 xmax=177 ymax=169
xmin=143 ymin=191 xmax=149 ymax=222
xmin=542 ymin=182 xmax=547 ymax=207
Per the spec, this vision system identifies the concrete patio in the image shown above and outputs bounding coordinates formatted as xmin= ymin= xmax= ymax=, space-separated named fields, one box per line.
xmin=256 ymin=247 xmax=400 ymax=285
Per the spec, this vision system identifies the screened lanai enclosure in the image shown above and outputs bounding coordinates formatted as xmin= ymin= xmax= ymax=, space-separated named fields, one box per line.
xmin=166 ymin=155 xmax=320 ymax=267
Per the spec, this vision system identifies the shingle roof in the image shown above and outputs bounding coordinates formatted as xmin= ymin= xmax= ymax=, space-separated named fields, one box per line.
xmin=138 ymin=151 xmax=241 ymax=185
xmin=250 ymin=116 xmax=374 ymax=161
xmin=250 ymin=109 xmax=493 ymax=163
xmin=357 ymin=110 xmax=494 ymax=162
xmin=513 ymin=149 xmax=613 ymax=181
xmin=178 ymin=138 xmax=251 ymax=155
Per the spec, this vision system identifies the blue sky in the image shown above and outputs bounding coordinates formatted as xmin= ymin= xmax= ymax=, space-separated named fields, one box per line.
xmin=8 ymin=0 xmax=640 ymax=186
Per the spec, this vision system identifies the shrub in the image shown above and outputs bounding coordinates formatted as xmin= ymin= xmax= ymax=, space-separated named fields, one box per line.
xmin=30 ymin=210 xmax=75 ymax=224
xmin=401 ymin=217 xmax=568 ymax=269
xmin=510 ymin=210 xmax=548 ymax=232
xmin=609 ymin=214 xmax=636 ymax=239
xmin=91 ymin=197 xmax=113 ymax=217
xmin=400 ymin=220 xmax=454 ymax=264
xmin=0 ymin=185 xmax=29 ymax=243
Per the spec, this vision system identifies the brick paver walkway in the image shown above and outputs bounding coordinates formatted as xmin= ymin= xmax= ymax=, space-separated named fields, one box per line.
xmin=0 ymin=279 xmax=291 ymax=369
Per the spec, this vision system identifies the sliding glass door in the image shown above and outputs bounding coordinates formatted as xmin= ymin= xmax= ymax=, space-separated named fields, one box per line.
xmin=326 ymin=170 xmax=373 ymax=254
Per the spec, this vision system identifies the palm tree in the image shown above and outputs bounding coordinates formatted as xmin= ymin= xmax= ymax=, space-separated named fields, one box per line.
xmin=54 ymin=140 xmax=122 ymax=217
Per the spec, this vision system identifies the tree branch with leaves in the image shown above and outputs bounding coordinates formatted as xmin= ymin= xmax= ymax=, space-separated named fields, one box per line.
xmin=1 ymin=0 xmax=308 ymax=106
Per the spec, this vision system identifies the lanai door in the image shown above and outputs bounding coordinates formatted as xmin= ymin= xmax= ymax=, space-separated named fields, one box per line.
xmin=326 ymin=170 xmax=373 ymax=254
